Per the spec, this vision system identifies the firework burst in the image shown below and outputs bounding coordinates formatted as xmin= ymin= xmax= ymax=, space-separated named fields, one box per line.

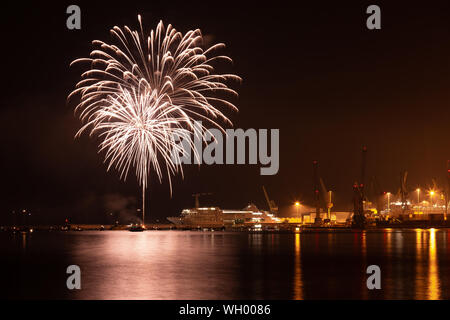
xmin=69 ymin=16 xmax=240 ymax=224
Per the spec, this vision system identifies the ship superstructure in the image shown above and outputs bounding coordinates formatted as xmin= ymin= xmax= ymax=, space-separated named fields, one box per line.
xmin=167 ymin=203 xmax=280 ymax=228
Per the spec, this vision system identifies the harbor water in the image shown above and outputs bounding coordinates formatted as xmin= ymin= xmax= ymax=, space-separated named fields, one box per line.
xmin=1 ymin=229 xmax=449 ymax=299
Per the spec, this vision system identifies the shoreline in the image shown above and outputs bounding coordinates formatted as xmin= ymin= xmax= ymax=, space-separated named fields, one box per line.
xmin=2 ymin=223 xmax=450 ymax=233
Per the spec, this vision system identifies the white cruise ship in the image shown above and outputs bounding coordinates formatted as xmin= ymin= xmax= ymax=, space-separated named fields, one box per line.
xmin=167 ymin=203 xmax=280 ymax=228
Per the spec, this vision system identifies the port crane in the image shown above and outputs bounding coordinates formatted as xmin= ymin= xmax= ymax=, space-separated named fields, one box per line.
xmin=352 ymin=146 xmax=367 ymax=228
xmin=398 ymin=171 xmax=409 ymax=213
xmin=262 ymin=186 xmax=278 ymax=215
xmin=368 ymin=175 xmax=384 ymax=215
xmin=319 ymin=177 xmax=333 ymax=221
xmin=192 ymin=193 xmax=212 ymax=208
xmin=313 ymin=160 xmax=322 ymax=224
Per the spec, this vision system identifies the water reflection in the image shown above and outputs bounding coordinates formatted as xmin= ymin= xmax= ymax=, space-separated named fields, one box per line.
xmin=415 ymin=229 xmax=424 ymax=299
xmin=71 ymin=232 xmax=241 ymax=299
xmin=414 ymin=229 xmax=441 ymax=300
xmin=361 ymin=231 xmax=367 ymax=257
xmin=393 ymin=230 xmax=404 ymax=299
xmin=248 ymin=233 xmax=263 ymax=297
xmin=385 ymin=229 xmax=393 ymax=257
xmin=293 ymin=233 xmax=303 ymax=299
xmin=359 ymin=231 xmax=368 ymax=300
xmin=428 ymin=229 xmax=440 ymax=300
xmin=383 ymin=229 xmax=393 ymax=299
xmin=22 ymin=232 xmax=27 ymax=250
xmin=3 ymin=229 xmax=449 ymax=299
xmin=249 ymin=233 xmax=263 ymax=250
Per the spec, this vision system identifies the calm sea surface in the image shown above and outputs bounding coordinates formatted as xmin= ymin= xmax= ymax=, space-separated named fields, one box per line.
xmin=1 ymin=229 xmax=449 ymax=299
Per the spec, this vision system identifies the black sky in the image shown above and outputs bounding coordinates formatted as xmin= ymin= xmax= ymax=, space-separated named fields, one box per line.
xmin=1 ymin=1 xmax=450 ymax=224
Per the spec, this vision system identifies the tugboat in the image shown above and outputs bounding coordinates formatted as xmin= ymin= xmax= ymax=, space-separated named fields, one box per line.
xmin=129 ymin=224 xmax=145 ymax=232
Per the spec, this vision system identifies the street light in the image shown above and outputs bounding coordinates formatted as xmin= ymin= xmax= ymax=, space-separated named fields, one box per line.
xmin=295 ymin=201 xmax=300 ymax=213
xmin=416 ymin=188 xmax=420 ymax=205
xmin=295 ymin=201 xmax=301 ymax=222
xmin=387 ymin=192 xmax=391 ymax=213
xmin=430 ymin=190 xmax=435 ymax=206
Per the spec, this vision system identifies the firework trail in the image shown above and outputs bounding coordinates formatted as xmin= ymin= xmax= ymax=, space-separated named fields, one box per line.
xmin=69 ymin=16 xmax=240 ymax=224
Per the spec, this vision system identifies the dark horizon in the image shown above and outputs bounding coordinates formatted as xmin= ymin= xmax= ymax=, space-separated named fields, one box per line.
xmin=1 ymin=1 xmax=450 ymax=224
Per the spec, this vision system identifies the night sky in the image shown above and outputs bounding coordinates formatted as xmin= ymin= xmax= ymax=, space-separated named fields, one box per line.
xmin=1 ymin=1 xmax=450 ymax=224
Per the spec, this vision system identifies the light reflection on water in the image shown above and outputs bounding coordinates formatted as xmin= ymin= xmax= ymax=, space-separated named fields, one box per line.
xmin=293 ymin=232 xmax=303 ymax=300
xmin=413 ymin=229 xmax=441 ymax=300
xmin=3 ymin=229 xmax=449 ymax=299
xmin=415 ymin=229 xmax=424 ymax=299
xmin=428 ymin=229 xmax=440 ymax=300
xmin=73 ymin=232 xmax=241 ymax=299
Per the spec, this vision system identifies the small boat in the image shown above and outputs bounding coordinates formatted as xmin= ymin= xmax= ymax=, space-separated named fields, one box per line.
xmin=129 ymin=225 xmax=145 ymax=232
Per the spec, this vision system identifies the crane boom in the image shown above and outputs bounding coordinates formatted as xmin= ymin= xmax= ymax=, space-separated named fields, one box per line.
xmin=320 ymin=177 xmax=333 ymax=220
xmin=262 ymin=186 xmax=278 ymax=213
xmin=319 ymin=178 xmax=328 ymax=202
xmin=360 ymin=146 xmax=367 ymax=198
xmin=352 ymin=146 xmax=367 ymax=228
xmin=370 ymin=176 xmax=384 ymax=214
xmin=313 ymin=160 xmax=321 ymax=224
xmin=400 ymin=170 xmax=409 ymax=213
xmin=262 ymin=186 xmax=271 ymax=209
